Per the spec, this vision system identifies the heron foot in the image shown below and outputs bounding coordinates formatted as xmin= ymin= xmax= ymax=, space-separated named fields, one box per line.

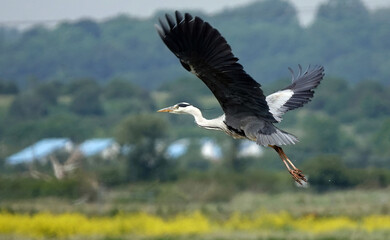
xmin=289 ymin=169 xmax=307 ymax=185
xmin=269 ymin=145 xmax=307 ymax=185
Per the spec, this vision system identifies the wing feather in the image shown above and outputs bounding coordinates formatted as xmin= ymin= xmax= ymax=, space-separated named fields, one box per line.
xmin=156 ymin=11 xmax=276 ymax=125
xmin=266 ymin=65 xmax=325 ymax=122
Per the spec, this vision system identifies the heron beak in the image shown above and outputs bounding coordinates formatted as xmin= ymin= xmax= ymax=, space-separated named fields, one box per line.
xmin=157 ymin=106 xmax=174 ymax=113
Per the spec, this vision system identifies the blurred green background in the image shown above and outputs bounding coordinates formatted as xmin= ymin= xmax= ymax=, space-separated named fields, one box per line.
xmin=0 ymin=0 xmax=390 ymax=239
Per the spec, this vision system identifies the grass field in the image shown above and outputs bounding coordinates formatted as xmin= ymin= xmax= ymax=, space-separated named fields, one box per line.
xmin=1 ymin=188 xmax=390 ymax=239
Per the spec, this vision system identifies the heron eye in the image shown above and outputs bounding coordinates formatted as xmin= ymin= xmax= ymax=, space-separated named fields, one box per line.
xmin=178 ymin=103 xmax=189 ymax=108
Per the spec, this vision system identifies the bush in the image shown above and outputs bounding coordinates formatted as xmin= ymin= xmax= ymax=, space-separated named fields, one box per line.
xmin=303 ymin=156 xmax=354 ymax=191
xmin=0 ymin=81 xmax=19 ymax=94
xmin=115 ymin=114 xmax=176 ymax=182
xmin=69 ymin=84 xmax=104 ymax=115
xmin=103 ymin=79 xmax=142 ymax=99
xmin=0 ymin=176 xmax=87 ymax=199
xmin=8 ymin=92 xmax=49 ymax=119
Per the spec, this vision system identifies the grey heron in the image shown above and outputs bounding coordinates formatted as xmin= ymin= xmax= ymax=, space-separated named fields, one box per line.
xmin=156 ymin=11 xmax=325 ymax=184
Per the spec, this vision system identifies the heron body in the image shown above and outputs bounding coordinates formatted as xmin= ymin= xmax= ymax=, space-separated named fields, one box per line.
xmin=156 ymin=11 xmax=325 ymax=184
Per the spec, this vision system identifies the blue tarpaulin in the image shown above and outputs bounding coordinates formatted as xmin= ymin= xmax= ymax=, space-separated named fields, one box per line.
xmin=6 ymin=138 xmax=72 ymax=165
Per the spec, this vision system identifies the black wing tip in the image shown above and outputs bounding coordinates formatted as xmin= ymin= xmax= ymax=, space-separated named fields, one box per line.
xmin=156 ymin=11 xmax=198 ymax=35
xmin=155 ymin=24 xmax=166 ymax=40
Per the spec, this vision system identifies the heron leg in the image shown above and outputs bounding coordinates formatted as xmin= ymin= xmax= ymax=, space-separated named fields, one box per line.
xmin=268 ymin=145 xmax=307 ymax=185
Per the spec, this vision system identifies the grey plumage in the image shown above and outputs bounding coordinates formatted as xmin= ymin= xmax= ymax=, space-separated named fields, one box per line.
xmin=283 ymin=65 xmax=325 ymax=111
xmin=156 ymin=11 xmax=324 ymax=146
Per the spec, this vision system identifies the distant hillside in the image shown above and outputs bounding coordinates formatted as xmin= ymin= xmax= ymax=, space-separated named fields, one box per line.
xmin=0 ymin=0 xmax=389 ymax=89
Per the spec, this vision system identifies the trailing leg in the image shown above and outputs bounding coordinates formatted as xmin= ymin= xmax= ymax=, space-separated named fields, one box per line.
xmin=269 ymin=145 xmax=307 ymax=185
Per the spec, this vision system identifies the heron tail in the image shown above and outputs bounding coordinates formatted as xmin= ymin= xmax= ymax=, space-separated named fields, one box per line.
xmin=256 ymin=124 xmax=299 ymax=146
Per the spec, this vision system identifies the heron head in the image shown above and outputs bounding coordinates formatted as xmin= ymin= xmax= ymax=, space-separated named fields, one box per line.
xmin=157 ymin=102 xmax=193 ymax=114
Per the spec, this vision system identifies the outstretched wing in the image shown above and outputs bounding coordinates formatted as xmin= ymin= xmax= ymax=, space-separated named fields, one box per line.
xmin=156 ymin=11 xmax=276 ymax=124
xmin=266 ymin=65 xmax=325 ymax=122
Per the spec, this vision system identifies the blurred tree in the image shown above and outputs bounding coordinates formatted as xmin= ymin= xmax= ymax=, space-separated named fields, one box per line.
xmin=347 ymin=81 xmax=390 ymax=119
xmin=317 ymin=0 xmax=369 ymax=22
xmin=74 ymin=19 xmax=101 ymax=38
xmin=158 ymin=76 xmax=211 ymax=107
xmin=177 ymin=140 xmax=211 ymax=171
xmin=307 ymin=77 xmax=350 ymax=115
xmin=35 ymin=113 xmax=95 ymax=141
xmin=303 ymin=155 xmax=353 ymax=191
xmin=372 ymin=119 xmax=390 ymax=158
xmin=103 ymin=78 xmax=143 ymax=99
xmin=35 ymin=81 xmax=62 ymax=105
xmin=116 ymin=114 xmax=167 ymax=145
xmin=0 ymin=80 xmax=19 ymax=94
xmin=298 ymin=114 xmax=350 ymax=156
xmin=69 ymin=80 xmax=103 ymax=115
xmin=115 ymin=114 xmax=174 ymax=181
xmin=1 ymin=0 xmax=390 ymax=85
xmin=216 ymin=0 xmax=298 ymax=25
xmin=224 ymin=139 xmax=243 ymax=172
xmin=65 ymin=78 xmax=97 ymax=95
xmin=8 ymin=92 xmax=49 ymax=119
xmin=2 ymin=114 xmax=96 ymax=146
xmin=309 ymin=0 xmax=373 ymax=83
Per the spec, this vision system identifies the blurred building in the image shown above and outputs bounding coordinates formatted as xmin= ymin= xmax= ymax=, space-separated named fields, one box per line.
xmin=238 ymin=140 xmax=263 ymax=158
xmin=166 ymin=138 xmax=263 ymax=161
xmin=6 ymin=138 xmax=74 ymax=165
xmin=200 ymin=138 xmax=222 ymax=161
xmin=166 ymin=138 xmax=190 ymax=158
xmin=78 ymin=138 xmax=120 ymax=160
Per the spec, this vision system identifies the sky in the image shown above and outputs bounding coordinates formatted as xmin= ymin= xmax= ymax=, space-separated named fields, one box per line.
xmin=1 ymin=0 xmax=390 ymax=29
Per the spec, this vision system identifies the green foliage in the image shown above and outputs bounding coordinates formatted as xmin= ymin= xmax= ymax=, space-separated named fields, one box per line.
xmin=34 ymin=81 xmax=61 ymax=105
xmin=126 ymin=144 xmax=174 ymax=182
xmin=299 ymin=115 xmax=347 ymax=155
xmin=0 ymin=176 xmax=86 ymax=199
xmin=175 ymin=140 xmax=211 ymax=171
xmin=216 ymin=0 xmax=299 ymax=25
xmin=1 ymin=0 xmax=390 ymax=86
xmin=317 ymin=0 xmax=369 ymax=22
xmin=372 ymin=119 xmax=390 ymax=158
xmin=224 ymin=139 xmax=245 ymax=172
xmin=348 ymin=81 xmax=390 ymax=118
xmin=65 ymin=78 xmax=96 ymax=95
xmin=115 ymin=114 xmax=175 ymax=182
xmin=8 ymin=92 xmax=49 ymax=119
xmin=1 ymin=0 xmax=390 ymax=189
xmin=0 ymin=80 xmax=18 ymax=94
xmin=158 ymin=77 xmax=211 ymax=107
xmin=74 ymin=19 xmax=101 ymax=38
xmin=103 ymin=79 xmax=155 ymax=115
xmin=307 ymin=77 xmax=350 ymax=115
xmin=1 ymin=114 xmax=99 ymax=149
xmin=96 ymin=163 xmax=128 ymax=187
xmin=115 ymin=114 xmax=168 ymax=145
xmin=69 ymin=80 xmax=104 ymax=115
xmin=303 ymin=156 xmax=354 ymax=191
xmin=103 ymin=78 xmax=142 ymax=99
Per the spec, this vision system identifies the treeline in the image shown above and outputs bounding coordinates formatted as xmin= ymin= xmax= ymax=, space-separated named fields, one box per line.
xmin=0 ymin=78 xmax=154 ymax=149
xmin=2 ymin=158 xmax=390 ymax=200
xmin=1 ymin=0 xmax=390 ymax=88
xmin=0 ymin=75 xmax=390 ymax=198
xmin=1 ymin=0 xmax=390 ymax=199
xmin=1 ymin=75 xmax=389 ymax=168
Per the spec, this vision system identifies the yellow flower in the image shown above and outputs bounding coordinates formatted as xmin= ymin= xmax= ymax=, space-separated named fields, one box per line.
xmin=1 ymin=210 xmax=390 ymax=238
xmin=363 ymin=215 xmax=390 ymax=232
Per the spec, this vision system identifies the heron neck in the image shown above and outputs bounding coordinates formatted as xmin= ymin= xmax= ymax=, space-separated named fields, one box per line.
xmin=188 ymin=107 xmax=224 ymax=130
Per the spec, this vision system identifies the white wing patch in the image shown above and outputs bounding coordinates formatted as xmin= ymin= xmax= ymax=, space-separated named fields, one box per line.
xmin=189 ymin=64 xmax=199 ymax=76
xmin=266 ymin=89 xmax=294 ymax=122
